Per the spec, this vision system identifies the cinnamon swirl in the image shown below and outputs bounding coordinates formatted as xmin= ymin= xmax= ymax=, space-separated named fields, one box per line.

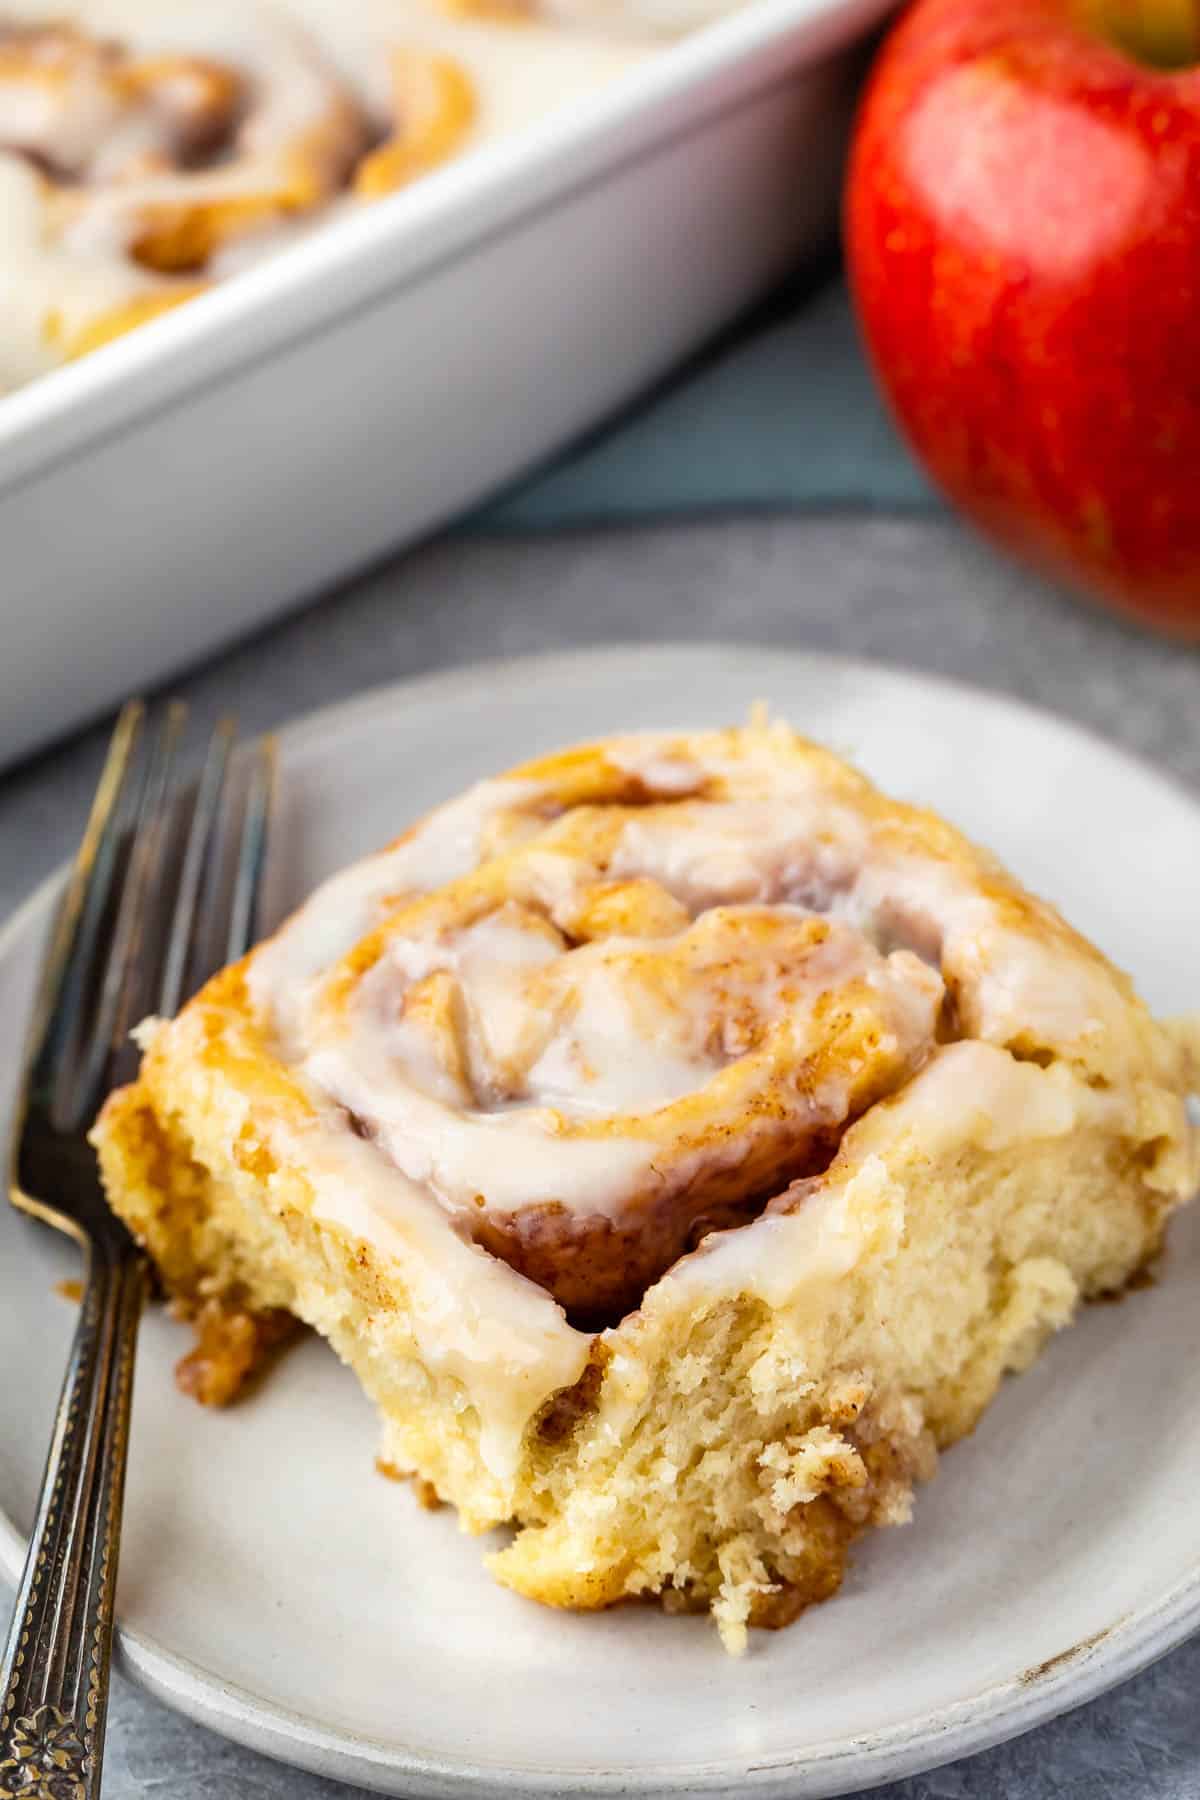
xmin=93 ymin=720 xmax=1200 ymax=1650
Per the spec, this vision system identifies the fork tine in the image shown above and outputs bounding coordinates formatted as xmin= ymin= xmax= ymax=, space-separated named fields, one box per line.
xmin=186 ymin=732 xmax=275 ymax=994
xmin=225 ymin=736 xmax=275 ymax=966
xmin=25 ymin=701 xmax=145 ymax=1102
xmin=61 ymin=702 xmax=187 ymax=1130
xmin=157 ymin=716 xmax=235 ymax=1017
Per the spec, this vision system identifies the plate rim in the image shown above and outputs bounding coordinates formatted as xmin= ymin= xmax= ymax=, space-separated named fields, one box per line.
xmin=2 ymin=640 xmax=1199 ymax=1799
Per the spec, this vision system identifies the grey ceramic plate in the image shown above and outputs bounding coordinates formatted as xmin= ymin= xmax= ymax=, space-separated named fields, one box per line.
xmin=1 ymin=645 xmax=1198 ymax=1798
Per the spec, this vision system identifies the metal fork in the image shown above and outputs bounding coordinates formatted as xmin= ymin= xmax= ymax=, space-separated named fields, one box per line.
xmin=0 ymin=700 xmax=273 ymax=1800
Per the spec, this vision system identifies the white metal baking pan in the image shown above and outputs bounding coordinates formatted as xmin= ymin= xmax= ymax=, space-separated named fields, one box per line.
xmin=0 ymin=0 xmax=889 ymax=770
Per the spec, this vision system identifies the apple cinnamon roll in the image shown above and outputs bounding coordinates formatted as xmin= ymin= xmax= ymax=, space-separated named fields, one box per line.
xmin=0 ymin=1 xmax=643 ymax=390
xmin=94 ymin=720 xmax=1199 ymax=1650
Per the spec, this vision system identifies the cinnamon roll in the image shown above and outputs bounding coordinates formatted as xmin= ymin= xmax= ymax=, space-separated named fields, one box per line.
xmin=0 ymin=0 xmax=645 ymax=391
xmin=93 ymin=720 xmax=1199 ymax=1650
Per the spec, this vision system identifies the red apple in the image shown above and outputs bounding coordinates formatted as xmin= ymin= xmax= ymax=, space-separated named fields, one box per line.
xmin=845 ymin=0 xmax=1200 ymax=633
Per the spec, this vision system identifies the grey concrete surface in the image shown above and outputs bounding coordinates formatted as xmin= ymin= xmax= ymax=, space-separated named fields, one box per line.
xmin=2 ymin=513 xmax=1199 ymax=1799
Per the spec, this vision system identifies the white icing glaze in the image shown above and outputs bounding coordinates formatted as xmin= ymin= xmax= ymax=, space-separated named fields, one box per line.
xmin=605 ymin=741 xmax=708 ymax=797
xmin=653 ymin=1040 xmax=1127 ymax=1315
xmin=388 ymin=901 xmax=928 ymax=1115
xmin=52 ymin=9 xmax=367 ymax=262
xmin=0 ymin=156 xmax=166 ymax=389
xmin=538 ymin=0 xmax=752 ymax=37
xmin=0 ymin=32 xmax=127 ymax=173
xmin=269 ymin=895 xmax=942 ymax=1226
xmin=286 ymin=1112 xmax=591 ymax=1479
xmin=0 ymin=0 xmax=651 ymax=389
xmin=607 ymin=742 xmax=1127 ymax=1050
xmin=877 ymin=1039 xmax=1120 ymax=1152
xmin=247 ymin=774 xmax=544 ymax=1048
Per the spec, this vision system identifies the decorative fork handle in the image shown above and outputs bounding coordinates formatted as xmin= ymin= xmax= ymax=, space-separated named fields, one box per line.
xmin=0 ymin=1243 xmax=146 ymax=1800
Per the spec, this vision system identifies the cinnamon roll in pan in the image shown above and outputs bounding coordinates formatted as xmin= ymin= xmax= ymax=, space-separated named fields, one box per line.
xmin=0 ymin=0 xmax=646 ymax=390
xmin=93 ymin=721 xmax=1199 ymax=1651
